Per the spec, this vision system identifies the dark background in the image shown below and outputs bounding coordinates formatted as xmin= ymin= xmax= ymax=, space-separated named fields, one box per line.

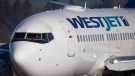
xmin=0 ymin=0 xmax=129 ymax=43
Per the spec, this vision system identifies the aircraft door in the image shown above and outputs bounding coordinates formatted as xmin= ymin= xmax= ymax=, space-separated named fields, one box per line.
xmin=59 ymin=21 xmax=75 ymax=57
xmin=117 ymin=30 xmax=121 ymax=53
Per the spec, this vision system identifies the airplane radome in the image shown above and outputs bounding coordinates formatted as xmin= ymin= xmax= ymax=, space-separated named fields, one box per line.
xmin=8 ymin=1 xmax=135 ymax=76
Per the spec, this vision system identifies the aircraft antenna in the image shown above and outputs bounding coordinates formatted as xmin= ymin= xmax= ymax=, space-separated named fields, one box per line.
xmin=84 ymin=1 xmax=87 ymax=10
xmin=119 ymin=4 xmax=121 ymax=8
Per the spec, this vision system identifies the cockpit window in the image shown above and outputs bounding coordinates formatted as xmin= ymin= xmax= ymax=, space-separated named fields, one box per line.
xmin=48 ymin=33 xmax=54 ymax=41
xmin=42 ymin=33 xmax=54 ymax=43
xmin=42 ymin=33 xmax=48 ymax=42
xmin=11 ymin=32 xmax=54 ymax=44
xmin=26 ymin=33 xmax=41 ymax=40
xmin=14 ymin=33 xmax=25 ymax=39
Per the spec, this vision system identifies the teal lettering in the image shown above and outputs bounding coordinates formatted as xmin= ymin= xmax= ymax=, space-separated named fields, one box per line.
xmin=102 ymin=17 xmax=111 ymax=31
xmin=119 ymin=16 xmax=130 ymax=26
xmin=114 ymin=16 xmax=122 ymax=26
xmin=106 ymin=17 xmax=118 ymax=27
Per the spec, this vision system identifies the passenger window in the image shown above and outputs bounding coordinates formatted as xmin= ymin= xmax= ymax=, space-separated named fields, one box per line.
xmin=115 ymin=33 xmax=117 ymax=40
xmin=102 ymin=34 xmax=104 ymax=41
xmin=83 ymin=35 xmax=85 ymax=42
xmin=95 ymin=35 xmax=97 ymax=41
xmin=90 ymin=35 xmax=92 ymax=42
xmin=100 ymin=34 xmax=102 ymax=41
xmin=134 ymin=33 xmax=135 ymax=39
xmin=113 ymin=33 xmax=115 ymax=41
xmin=88 ymin=35 xmax=90 ymax=42
xmin=93 ymin=35 xmax=95 ymax=41
xmin=107 ymin=34 xmax=109 ymax=41
xmin=130 ymin=33 xmax=132 ymax=40
xmin=85 ymin=35 xmax=88 ymax=42
xmin=127 ymin=33 xmax=130 ymax=40
xmin=132 ymin=33 xmax=134 ymax=39
xmin=123 ymin=33 xmax=125 ymax=40
xmin=111 ymin=34 xmax=114 ymax=41
xmin=97 ymin=35 xmax=99 ymax=41
xmin=129 ymin=33 xmax=131 ymax=40
xmin=77 ymin=35 xmax=79 ymax=42
xmin=120 ymin=33 xmax=122 ymax=40
xmin=108 ymin=34 xmax=110 ymax=41
xmin=80 ymin=35 xmax=82 ymax=42
xmin=117 ymin=34 xmax=120 ymax=40
xmin=97 ymin=34 xmax=99 ymax=41
xmin=125 ymin=33 xmax=127 ymax=40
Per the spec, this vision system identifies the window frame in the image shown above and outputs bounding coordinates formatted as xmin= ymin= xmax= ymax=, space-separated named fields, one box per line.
xmin=12 ymin=32 xmax=54 ymax=44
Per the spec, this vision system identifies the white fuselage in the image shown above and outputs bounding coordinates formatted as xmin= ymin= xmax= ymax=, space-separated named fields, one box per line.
xmin=9 ymin=8 xmax=135 ymax=76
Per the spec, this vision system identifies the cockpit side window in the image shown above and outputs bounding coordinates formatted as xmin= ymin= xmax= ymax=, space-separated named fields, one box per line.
xmin=48 ymin=33 xmax=54 ymax=42
xmin=42 ymin=33 xmax=54 ymax=43
xmin=42 ymin=33 xmax=48 ymax=43
xmin=14 ymin=33 xmax=25 ymax=39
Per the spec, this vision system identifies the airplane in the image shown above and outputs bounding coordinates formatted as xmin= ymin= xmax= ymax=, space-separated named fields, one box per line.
xmin=0 ymin=0 xmax=135 ymax=76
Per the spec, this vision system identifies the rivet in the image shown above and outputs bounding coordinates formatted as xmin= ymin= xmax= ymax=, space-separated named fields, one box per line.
xmin=39 ymin=58 xmax=41 ymax=61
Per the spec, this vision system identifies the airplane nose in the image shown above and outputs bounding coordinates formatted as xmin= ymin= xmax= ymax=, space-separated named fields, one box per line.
xmin=11 ymin=42 xmax=34 ymax=62
xmin=10 ymin=42 xmax=37 ymax=74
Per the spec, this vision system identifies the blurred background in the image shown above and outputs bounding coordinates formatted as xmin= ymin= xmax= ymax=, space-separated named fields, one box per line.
xmin=0 ymin=0 xmax=129 ymax=43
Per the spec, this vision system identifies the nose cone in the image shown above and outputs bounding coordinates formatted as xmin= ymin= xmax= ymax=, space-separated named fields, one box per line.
xmin=10 ymin=42 xmax=37 ymax=75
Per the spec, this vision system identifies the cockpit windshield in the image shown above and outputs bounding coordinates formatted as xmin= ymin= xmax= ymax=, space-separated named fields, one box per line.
xmin=12 ymin=32 xmax=54 ymax=44
xmin=26 ymin=33 xmax=41 ymax=40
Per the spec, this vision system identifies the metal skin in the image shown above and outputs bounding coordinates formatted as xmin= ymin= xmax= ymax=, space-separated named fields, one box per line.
xmin=9 ymin=7 xmax=135 ymax=76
